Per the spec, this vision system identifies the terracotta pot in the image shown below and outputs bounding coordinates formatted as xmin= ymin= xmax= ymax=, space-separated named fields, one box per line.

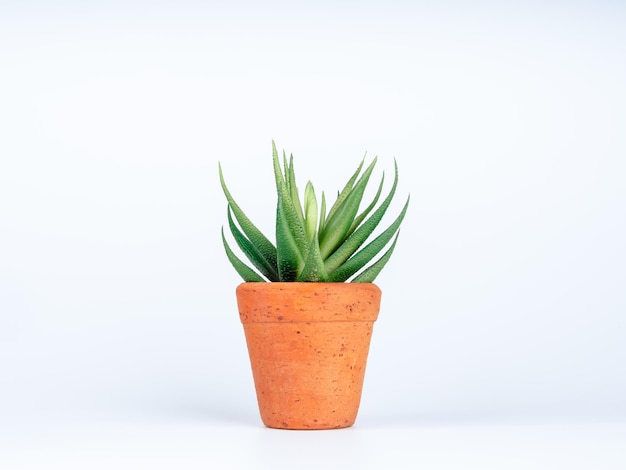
xmin=236 ymin=282 xmax=381 ymax=430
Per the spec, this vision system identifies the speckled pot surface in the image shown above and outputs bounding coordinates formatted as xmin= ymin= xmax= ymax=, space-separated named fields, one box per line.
xmin=236 ymin=283 xmax=381 ymax=430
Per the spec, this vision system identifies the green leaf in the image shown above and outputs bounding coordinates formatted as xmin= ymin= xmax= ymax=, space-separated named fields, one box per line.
xmin=324 ymin=154 xmax=366 ymax=224
xmin=272 ymin=140 xmax=285 ymax=194
xmin=319 ymin=157 xmax=377 ymax=259
xmin=347 ymin=172 xmax=385 ymax=237
xmin=279 ymin=182 xmax=308 ymax=257
xmin=227 ymin=206 xmax=279 ymax=281
xmin=287 ymin=153 xmax=305 ymax=225
xmin=351 ymin=231 xmax=401 ymax=283
xmin=324 ymin=156 xmax=364 ymax=224
xmin=328 ymin=195 xmax=410 ymax=282
xmin=324 ymin=160 xmax=398 ymax=273
xmin=304 ymin=181 xmax=318 ymax=242
xmin=276 ymin=183 xmax=306 ymax=281
xmin=297 ymin=233 xmax=328 ymax=282
xmin=219 ymin=163 xmax=278 ymax=271
xmin=282 ymin=151 xmax=290 ymax=191
xmin=221 ymin=227 xmax=265 ymax=282
xmin=318 ymin=191 xmax=327 ymax=233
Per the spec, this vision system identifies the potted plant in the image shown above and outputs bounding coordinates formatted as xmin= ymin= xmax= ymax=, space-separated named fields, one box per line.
xmin=219 ymin=141 xmax=409 ymax=429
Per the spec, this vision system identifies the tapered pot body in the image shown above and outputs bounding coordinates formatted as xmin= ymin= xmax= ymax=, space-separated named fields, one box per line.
xmin=236 ymin=282 xmax=381 ymax=430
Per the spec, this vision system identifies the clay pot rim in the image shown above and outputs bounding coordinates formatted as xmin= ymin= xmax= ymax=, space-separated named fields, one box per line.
xmin=236 ymin=282 xmax=381 ymax=324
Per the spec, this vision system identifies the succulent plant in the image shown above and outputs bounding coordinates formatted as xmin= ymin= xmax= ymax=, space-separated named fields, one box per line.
xmin=219 ymin=142 xmax=409 ymax=282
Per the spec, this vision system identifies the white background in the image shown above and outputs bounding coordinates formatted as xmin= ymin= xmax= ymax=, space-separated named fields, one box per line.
xmin=1 ymin=1 xmax=625 ymax=468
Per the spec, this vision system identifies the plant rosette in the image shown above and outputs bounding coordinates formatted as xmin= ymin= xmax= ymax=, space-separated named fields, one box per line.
xmin=220 ymin=142 xmax=409 ymax=429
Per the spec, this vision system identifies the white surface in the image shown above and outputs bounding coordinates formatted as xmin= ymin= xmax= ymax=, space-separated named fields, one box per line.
xmin=1 ymin=415 xmax=625 ymax=469
xmin=1 ymin=1 xmax=625 ymax=467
